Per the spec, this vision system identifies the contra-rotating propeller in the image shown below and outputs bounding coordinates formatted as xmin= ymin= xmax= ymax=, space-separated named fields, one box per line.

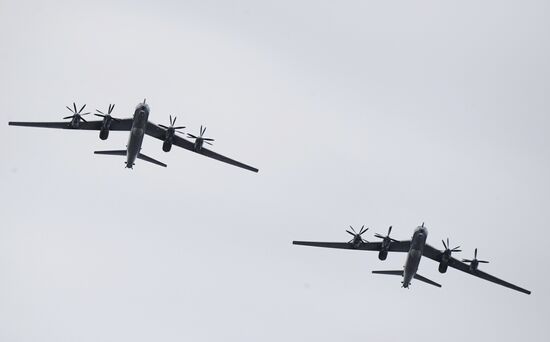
xmin=442 ymin=238 xmax=462 ymax=255
xmin=64 ymin=102 xmax=90 ymax=122
xmin=462 ymin=248 xmax=489 ymax=265
xmin=159 ymin=115 xmax=185 ymax=134
xmin=375 ymin=226 xmax=398 ymax=242
xmin=94 ymin=104 xmax=119 ymax=121
xmin=346 ymin=225 xmax=369 ymax=244
xmin=187 ymin=125 xmax=215 ymax=145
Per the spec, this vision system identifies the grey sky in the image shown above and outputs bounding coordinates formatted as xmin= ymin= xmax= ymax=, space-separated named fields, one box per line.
xmin=1 ymin=0 xmax=549 ymax=341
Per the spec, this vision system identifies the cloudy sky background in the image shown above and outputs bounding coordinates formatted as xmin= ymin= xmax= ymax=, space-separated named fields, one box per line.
xmin=1 ymin=0 xmax=549 ymax=341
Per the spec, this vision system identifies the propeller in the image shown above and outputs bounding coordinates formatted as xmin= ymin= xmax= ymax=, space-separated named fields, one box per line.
xmin=159 ymin=115 xmax=185 ymax=134
xmin=462 ymin=248 xmax=489 ymax=264
xmin=64 ymin=102 xmax=90 ymax=122
xmin=187 ymin=125 xmax=215 ymax=145
xmin=94 ymin=104 xmax=119 ymax=121
xmin=442 ymin=238 xmax=462 ymax=254
xmin=375 ymin=226 xmax=398 ymax=242
xmin=346 ymin=225 xmax=369 ymax=244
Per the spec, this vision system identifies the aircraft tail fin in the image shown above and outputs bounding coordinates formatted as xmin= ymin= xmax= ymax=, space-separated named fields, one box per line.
xmin=372 ymin=270 xmax=404 ymax=276
xmin=137 ymin=153 xmax=167 ymax=167
xmin=413 ymin=273 xmax=442 ymax=288
xmin=94 ymin=150 xmax=127 ymax=156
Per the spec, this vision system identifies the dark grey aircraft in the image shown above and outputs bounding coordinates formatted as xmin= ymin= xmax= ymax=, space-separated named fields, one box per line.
xmin=8 ymin=100 xmax=258 ymax=172
xmin=293 ymin=223 xmax=531 ymax=294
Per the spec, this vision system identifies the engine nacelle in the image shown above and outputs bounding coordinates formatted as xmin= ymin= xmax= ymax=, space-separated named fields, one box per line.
xmin=194 ymin=139 xmax=204 ymax=151
xmin=99 ymin=128 xmax=109 ymax=140
xmin=163 ymin=140 xmax=173 ymax=152
xmin=438 ymin=261 xmax=449 ymax=273
xmin=378 ymin=250 xmax=388 ymax=260
xmin=469 ymin=260 xmax=479 ymax=272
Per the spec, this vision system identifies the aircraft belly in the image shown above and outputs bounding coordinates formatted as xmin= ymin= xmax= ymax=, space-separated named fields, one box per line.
xmin=127 ymin=128 xmax=145 ymax=165
xmin=403 ymin=249 xmax=422 ymax=285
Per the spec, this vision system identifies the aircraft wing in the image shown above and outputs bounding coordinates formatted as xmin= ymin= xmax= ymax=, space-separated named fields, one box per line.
xmin=8 ymin=119 xmax=133 ymax=131
xmin=145 ymin=122 xmax=259 ymax=173
xmin=293 ymin=240 xmax=411 ymax=252
xmin=422 ymin=244 xmax=531 ymax=295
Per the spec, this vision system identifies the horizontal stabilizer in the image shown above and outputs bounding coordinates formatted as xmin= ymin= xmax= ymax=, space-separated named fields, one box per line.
xmin=413 ymin=274 xmax=442 ymax=288
xmin=372 ymin=270 xmax=404 ymax=276
xmin=94 ymin=150 xmax=127 ymax=156
xmin=137 ymin=153 xmax=167 ymax=167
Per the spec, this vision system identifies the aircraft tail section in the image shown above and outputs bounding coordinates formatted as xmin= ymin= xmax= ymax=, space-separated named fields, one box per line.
xmin=137 ymin=153 xmax=167 ymax=167
xmin=413 ymin=274 xmax=442 ymax=288
xmin=94 ymin=150 xmax=127 ymax=156
xmin=372 ymin=270 xmax=442 ymax=288
xmin=372 ymin=270 xmax=404 ymax=276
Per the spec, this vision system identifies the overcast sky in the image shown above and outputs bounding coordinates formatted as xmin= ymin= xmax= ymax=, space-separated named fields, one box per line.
xmin=1 ymin=0 xmax=549 ymax=341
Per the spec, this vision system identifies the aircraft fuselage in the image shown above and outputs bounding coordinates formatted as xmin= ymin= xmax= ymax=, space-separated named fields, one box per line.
xmin=126 ymin=103 xmax=150 ymax=168
xmin=402 ymin=226 xmax=428 ymax=288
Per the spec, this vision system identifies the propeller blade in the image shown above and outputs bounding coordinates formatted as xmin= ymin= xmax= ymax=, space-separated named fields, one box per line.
xmin=81 ymin=112 xmax=90 ymax=116
xmin=202 ymin=138 xmax=215 ymax=141
xmin=388 ymin=226 xmax=392 ymax=235
xmin=176 ymin=130 xmax=185 ymax=134
xmin=187 ymin=133 xmax=198 ymax=139
xmin=349 ymin=225 xmax=357 ymax=234
xmin=475 ymin=248 xmax=478 ymax=258
xmin=174 ymin=126 xmax=185 ymax=129
xmin=96 ymin=109 xmax=105 ymax=115
xmin=94 ymin=114 xmax=106 ymax=118
xmin=159 ymin=124 xmax=169 ymax=129
xmin=478 ymin=260 xmax=489 ymax=264
xmin=442 ymin=239 xmax=448 ymax=250
xmin=346 ymin=230 xmax=355 ymax=237
xmin=205 ymin=141 xmax=213 ymax=145
xmin=462 ymin=259 xmax=472 ymax=263
xmin=374 ymin=233 xmax=384 ymax=239
xmin=452 ymin=249 xmax=462 ymax=252
xmin=73 ymin=102 xmax=77 ymax=113
xmin=66 ymin=106 xmax=74 ymax=113
xmin=79 ymin=104 xmax=86 ymax=114
xmin=63 ymin=116 xmax=73 ymax=120
xmin=80 ymin=117 xmax=88 ymax=122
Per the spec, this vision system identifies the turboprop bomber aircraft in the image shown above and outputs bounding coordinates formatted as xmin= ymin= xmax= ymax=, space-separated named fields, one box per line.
xmin=293 ymin=224 xmax=531 ymax=294
xmin=8 ymin=100 xmax=258 ymax=172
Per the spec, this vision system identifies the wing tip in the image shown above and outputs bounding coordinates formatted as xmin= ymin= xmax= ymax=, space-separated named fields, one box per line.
xmin=244 ymin=165 xmax=259 ymax=173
